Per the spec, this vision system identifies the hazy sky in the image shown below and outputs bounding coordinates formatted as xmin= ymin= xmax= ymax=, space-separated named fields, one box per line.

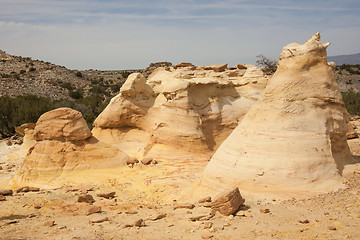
xmin=1 ymin=0 xmax=359 ymax=70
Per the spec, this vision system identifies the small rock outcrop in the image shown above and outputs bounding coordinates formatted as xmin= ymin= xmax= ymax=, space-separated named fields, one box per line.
xmin=142 ymin=62 xmax=173 ymax=78
xmin=198 ymin=33 xmax=353 ymax=197
xmin=12 ymin=108 xmax=130 ymax=186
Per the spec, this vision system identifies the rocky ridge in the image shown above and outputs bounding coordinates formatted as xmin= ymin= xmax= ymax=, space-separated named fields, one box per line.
xmin=0 ymin=50 xmax=133 ymax=100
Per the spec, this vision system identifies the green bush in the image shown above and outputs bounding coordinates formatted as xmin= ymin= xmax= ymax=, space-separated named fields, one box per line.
xmin=69 ymin=89 xmax=83 ymax=99
xmin=0 ymin=95 xmax=54 ymax=138
xmin=90 ymin=85 xmax=106 ymax=94
xmin=338 ymin=64 xmax=360 ymax=75
xmin=342 ymin=88 xmax=360 ymax=115
xmin=91 ymin=79 xmax=100 ymax=85
xmin=61 ymin=82 xmax=74 ymax=90
xmin=76 ymin=94 xmax=109 ymax=125
xmin=29 ymin=67 xmax=36 ymax=72
xmin=110 ymin=83 xmax=122 ymax=93
xmin=0 ymin=93 xmax=111 ymax=138
xmin=75 ymin=71 xmax=83 ymax=78
xmin=13 ymin=74 xmax=20 ymax=80
xmin=121 ymin=71 xmax=131 ymax=78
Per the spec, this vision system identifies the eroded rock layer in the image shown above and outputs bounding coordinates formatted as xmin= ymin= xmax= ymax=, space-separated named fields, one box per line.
xmin=12 ymin=108 xmax=130 ymax=186
xmin=93 ymin=64 xmax=268 ymax=161
xmin=198 ymin=33 xmax=353 ymax=197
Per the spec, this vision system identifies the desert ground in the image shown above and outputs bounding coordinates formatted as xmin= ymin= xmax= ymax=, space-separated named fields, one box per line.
xmin=0 ymin=137 xmax=360 ymax=240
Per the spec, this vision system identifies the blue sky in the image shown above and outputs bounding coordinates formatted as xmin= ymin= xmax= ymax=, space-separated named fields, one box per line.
xmin=1 ymin=0 xmax=359 ymax=70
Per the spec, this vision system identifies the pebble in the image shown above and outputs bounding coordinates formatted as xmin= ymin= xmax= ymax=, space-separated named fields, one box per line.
xmin=202 ymin=233 xmax=214 ymax=239
xmin=260 ymin=208 xmax=270 ymax=214
xmin=86 ymin=206 xmax=102 ymax=215
xmin=190 ymin=215 xmax=211 ymax=221
xmin=0 ymin=195 xmax=5 ymax=201
xmin=235 ymin=210 xmax=246 ymax=216
xmin=4 ymin=220 xmax=19 ymax=225
xmin=0 ymin=189 xmax=13 ymax=196
xmin=96 ymin=192 xmax=115 ymax=199
xmin=134 ymin=219 xmax=146 ymax=227
xmin=299 ymin=219 xmax=310 ymax=224
xmin=44 ymin=220 xmax=55 ymax=227
xmin=77 ymin=194 xmax=95 ymax=203
xmin=141 ymin=157 xmax=153 ymax=165
xmin=173 ymin=203 xmax=195 ymax=210
xmin=125 ymin=210 xmax=138 ymax=214
xmin=148 ymin=213 xmax=166 ymax=221
xmin=90 ymin=216 xmax=109 ymax=224
xmin=328 ymin=226 xmax=337 ymax=231
xmin=204 ymin=222 xmax=213 ymax=229
xmin=16 ymin=186 xmax=30 ymax=193
xmin=126 ymin=158 xmax=139 ymax=165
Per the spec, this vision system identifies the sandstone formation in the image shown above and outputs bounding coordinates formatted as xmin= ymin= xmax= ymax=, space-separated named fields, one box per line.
xmin=93 ymin=64 xmax=268 ymax=162
xmin=15 ymin=123 xmax=36 ymax=154
xmin=33 ymin=108 xmax=91 ymax=141
xmin=12 ymin=108 xmax=130 ymax=186
xmin=198 ymin=33 xmax=354 ymax=197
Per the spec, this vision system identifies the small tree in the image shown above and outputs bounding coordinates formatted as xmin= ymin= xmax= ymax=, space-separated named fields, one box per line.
xmin=256 ymin=55 xmax=277 ymax=73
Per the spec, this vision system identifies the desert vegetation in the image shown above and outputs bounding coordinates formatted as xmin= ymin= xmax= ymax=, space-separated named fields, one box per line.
xmin=342 ymin=88 xmax=360 ymax=115
xmin=0 ymin=94 xmax=109 ymax=138
xmin=336 ymin=64 xmax=360 ymax=75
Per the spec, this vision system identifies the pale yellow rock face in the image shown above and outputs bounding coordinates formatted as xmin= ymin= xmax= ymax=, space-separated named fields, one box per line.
xmin=13 ymin=137 xmax=129 ymax=185
xmin=34 ymin=107 xmax=91 ymax=141
xmin=93 ymin=65 xmax=268 ymax=161
xmin=12 ymin=108 xmax=130 ymax=187
xmin=198 ymin=33 xmax=353 ymax=198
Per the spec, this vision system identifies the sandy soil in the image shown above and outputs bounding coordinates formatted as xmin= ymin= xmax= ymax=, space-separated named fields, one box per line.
xmin=0 ymin=139 xmax=360 ymax=240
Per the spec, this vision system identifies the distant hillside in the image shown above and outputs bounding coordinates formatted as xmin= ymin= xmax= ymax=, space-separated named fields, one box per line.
xmin=0 ymin=50 xmax=137 ymax=100
xmin=328 ymin=53 xmax=360 ymax=65
xmin=0 ymin=49 xmax=138 ymax=138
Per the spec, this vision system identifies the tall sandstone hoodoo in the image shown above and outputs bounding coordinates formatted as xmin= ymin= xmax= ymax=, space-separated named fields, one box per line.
xmin=12 ymin=108 xmax=130 ymax=186
xmin=198 ymin=33 xmax=354 ymax=197
xmin=92 ymin=64 xmax=269 ymax=162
